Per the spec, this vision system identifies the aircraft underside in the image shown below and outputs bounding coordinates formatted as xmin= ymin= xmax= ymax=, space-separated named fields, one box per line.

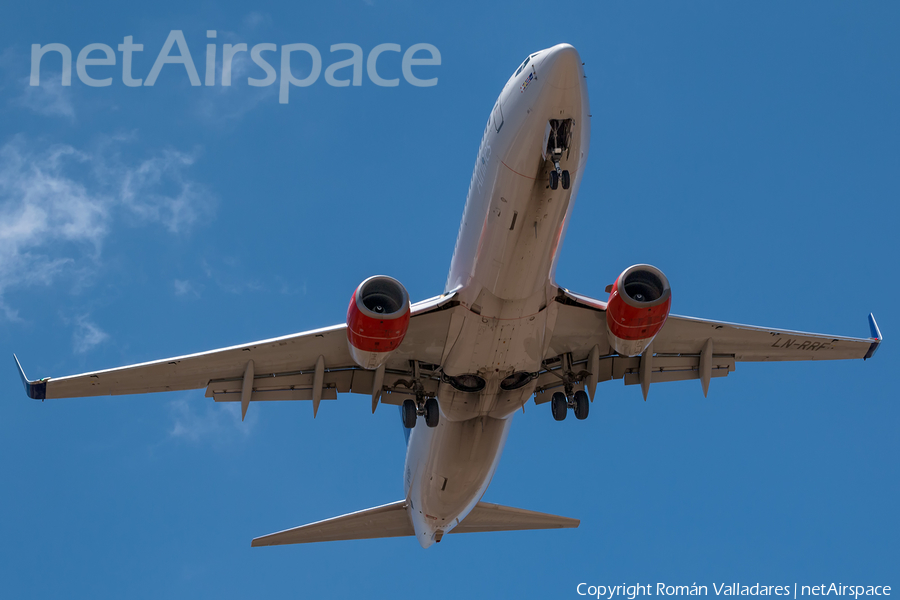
xmin=15 ymin=44 xmax=881 ymax=550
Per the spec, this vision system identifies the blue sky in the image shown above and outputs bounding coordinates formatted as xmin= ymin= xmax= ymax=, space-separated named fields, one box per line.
xmin=1 ymin=1 xmax=897 ymax=598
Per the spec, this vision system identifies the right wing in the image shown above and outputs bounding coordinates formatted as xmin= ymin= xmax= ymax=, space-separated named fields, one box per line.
xmin=651 ymin=312 xmax=882 ymax=362
xmin=540 ymin=288 xmax=881 ymax=400
xmin=15 ymin=294 xmax=458 ymax=410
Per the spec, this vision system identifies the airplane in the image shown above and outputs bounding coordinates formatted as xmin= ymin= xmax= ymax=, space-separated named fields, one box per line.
xmin=14 ymin=44 xmax=882 ymax=549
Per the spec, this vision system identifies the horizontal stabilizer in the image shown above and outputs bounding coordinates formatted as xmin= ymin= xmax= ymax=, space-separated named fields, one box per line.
xmin=251 ymin=500 xmax=578 ymax=546
xmin=451 ymin=501 xmax=580 ymax=533
xmin=251 ymin=500 xmax=412 ymax=546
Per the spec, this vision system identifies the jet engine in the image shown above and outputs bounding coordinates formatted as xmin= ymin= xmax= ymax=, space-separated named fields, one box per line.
xmin=606 ymin=264 xmax=672 ymax=357
xmin=346 ymin=275 xmax=411 ymax=369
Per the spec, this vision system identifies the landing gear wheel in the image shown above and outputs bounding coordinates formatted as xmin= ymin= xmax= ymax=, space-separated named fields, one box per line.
xmin=551 ymin=391 xmax=567 ymax=421
xmin=573 ymin=390 xmax=589 ymax=420
xmin=424 ymin=397 xmax=440 ymax=428
xmin=549 ymin=170 xmax=559 ymax=190
xmin=402 ymin=399 xmax=417 ymax=429
xmin=561 ymin=170 xmax=570 ymax=190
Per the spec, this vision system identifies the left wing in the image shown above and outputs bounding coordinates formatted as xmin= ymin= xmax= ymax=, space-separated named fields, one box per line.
xmin=15 ymin=294 xmax=457 ymax=411
xmin=540 ymin=288 xmax=881 ymax=400
xmin=16 ymin=323 xmax=353 ymax=401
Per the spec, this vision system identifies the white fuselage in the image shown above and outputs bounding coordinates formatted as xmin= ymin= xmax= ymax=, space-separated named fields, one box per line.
xmin=403 ymin=44 xmax=591 ymax=548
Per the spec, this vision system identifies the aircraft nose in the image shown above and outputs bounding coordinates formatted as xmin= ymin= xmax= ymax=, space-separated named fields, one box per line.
xmin=537 ymin=43 xmax=583 ymax=91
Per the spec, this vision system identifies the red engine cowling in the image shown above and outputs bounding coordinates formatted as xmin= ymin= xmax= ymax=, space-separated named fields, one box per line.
xmin=606 ymin=264 xmax=672 ymax=357
xmin=346 ymin=275 xmax=411 ymax=369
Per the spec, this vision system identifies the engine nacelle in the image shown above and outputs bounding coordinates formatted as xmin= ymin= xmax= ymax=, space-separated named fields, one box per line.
xmin=606 ymin=264 xmax=672 ymax=357
xmin=346 ymin=275 xmax=411 ymax=369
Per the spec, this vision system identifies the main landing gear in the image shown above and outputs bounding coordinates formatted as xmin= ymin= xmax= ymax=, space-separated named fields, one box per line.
xmin=550 ymin=390 xmax=590 ymax=421
xmin=402 ymin=396 xmax=440 ymax=429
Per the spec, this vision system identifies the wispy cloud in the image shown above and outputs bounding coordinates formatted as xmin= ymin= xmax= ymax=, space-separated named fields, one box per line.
xmin=194 ymin=45 xmax=278 ymax=123
xmin=0 ymin=134 xmax=215 ymax=318
xmin=198 ymin=257 xmax=263 ymax=295
xmin=72 ymin=314 xmax=109 ymax=353
xmin=118 ymin=149 xmax=210 ymax=233
xmin=243 ymin=11 xmax=273 ymax=29
xmin=192 ymin=20 xmax=279 ymax=124
xmin=173 ymin=279 xmax=199 ymax=297
xmin=15 ymin=76 xmax=75 ymax=119
xmin=0 ymin=47 xmax=75 ymax=119
xmin=168 ymin=397 xmax=255 ymax=443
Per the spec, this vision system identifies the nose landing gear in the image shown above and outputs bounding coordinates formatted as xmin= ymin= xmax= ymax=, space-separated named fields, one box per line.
xmin=546 ymin=119 xmax=573 ymax=190
xmin=548 ymin=165 xmax=571 ymax=191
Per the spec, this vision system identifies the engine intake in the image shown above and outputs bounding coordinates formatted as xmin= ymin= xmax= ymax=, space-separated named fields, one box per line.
xmin=346 ymin=275 xmax=410 ymax=369
xmin=606 ymin=264 xmax=672 ymax=357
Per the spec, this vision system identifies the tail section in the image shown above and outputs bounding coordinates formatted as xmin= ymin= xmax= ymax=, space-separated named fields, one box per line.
xmin=453 ymin=501 xmax=580 ymax=534
xmin=251 ymin=500 xmax=579 ymax=546
xmin=251 ymin=500 xmax=412 ymax=546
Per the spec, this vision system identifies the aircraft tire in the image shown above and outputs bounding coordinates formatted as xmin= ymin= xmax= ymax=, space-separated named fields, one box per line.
xmin=573 ymin=390 xmax=589 ymax=420
xmin=551 ymin=392 xmax=567 ymax=421
xmin=424 ymin=397 xmax=440 ymax=428
xmin=549 ymin=170 xmax=559 ymax=190
xmin=402 ymin=399 xmax=417 ymax=428
xmin=561 ymin=170 xmax=570 ymax=190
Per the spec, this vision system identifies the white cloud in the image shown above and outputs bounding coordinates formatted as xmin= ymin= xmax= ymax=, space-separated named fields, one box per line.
xmin=118 ymin=149 xmax=209 ymax=233
xmin=0 ymin=47 xmax=75 ymax=119
xmin=15 ymin=77 xmax=75 ymax=119
xmin=72 ymin=315 xmax=109 ymax=353
xmin=243 ymin=12 xmax=273 ymax=29
xmin=168 ymin=396 xmax=254 ymax=443
xmin=173 ymin=279 xmax=199 ymax=296
xmin=198 ymin=256 xmax=263 ymax=295
xmin=194 ymin=38 xmax=278 ymax=123
xmin=0 ymin=134 xmax=215 ymax=317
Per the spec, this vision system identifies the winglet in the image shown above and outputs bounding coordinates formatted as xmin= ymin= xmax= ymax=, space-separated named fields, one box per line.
xmin=864 ymin=314 xmax=882 ymax=360
xmin=13 ymin=354 xmax=47 ymax=400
